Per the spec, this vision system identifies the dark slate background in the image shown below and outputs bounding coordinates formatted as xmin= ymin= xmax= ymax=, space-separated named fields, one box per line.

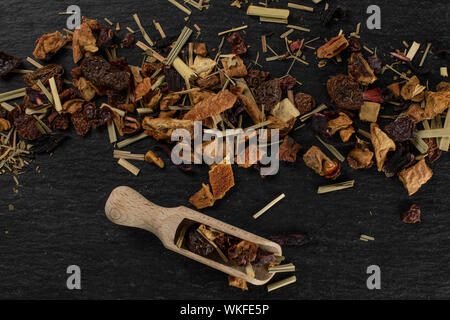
xmin=0 ymin=0 xmax=449 ymax=300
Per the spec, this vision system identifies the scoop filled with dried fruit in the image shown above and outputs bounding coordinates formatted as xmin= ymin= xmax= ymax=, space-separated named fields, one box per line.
xmin=105 ymin=186 xmax=282 ymax=285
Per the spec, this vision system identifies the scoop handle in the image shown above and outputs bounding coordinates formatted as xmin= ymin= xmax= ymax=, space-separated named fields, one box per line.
xmin=105 ymin=186 xmax=171 ymax=240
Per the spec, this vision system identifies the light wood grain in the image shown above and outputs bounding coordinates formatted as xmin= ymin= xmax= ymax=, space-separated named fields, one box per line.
xmin=105 ymin=186 xmax=282 ymax=285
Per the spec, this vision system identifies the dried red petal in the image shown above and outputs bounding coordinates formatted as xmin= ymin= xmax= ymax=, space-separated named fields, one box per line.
xmin=402 ymin=204 xmax=421 ymax=223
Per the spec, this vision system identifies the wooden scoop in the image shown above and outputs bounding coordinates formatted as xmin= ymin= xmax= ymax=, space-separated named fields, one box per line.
xmin=105 ymin=186 xmax=282 ymax=285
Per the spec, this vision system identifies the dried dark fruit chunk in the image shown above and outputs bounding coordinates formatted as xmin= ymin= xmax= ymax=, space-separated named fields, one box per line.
xmin=254 ymin=79 xmax=282 ymax=112
xmin=327 ymin=74 xmax=363 ymax=110
xmin=23 ymin=64 xmax=64 ymax=90
xmin=295 ymin=92 xmax=315 ymax=115
xmin=30 ymin=133 xmax=69 ymax=154
xmin=367 ymin=55 xmax=383 ymax=74
xmin=384 ymin=117 xmax=417 ymax=142
xmin=71 ymin=111 xmax=91 ymax=136
xmin=279 ymin=75 xmax=296 ymax=90
xmin=346 ymin=38 xmax=361 ymax=52
xmin=402 ymin=204 xmax=421 ymax=224
xmin=122 ymin=33 xmax=135 ymax=48
xmin=424 ymin=138 xmax=442 ymax=163
xmin=348 ymin=53 xmax=377 ymax=85
xmin=227 ymin=241 xmax=258 ymax=266
xmin=246 ymin=69 xmax=270 ymax=88
xmin=80 ymin=56 xmax=130 ymax=92
xmin=186 ymin=226 xmax=215 ymax=257
xmin=94 ymin=23 xmax=114 ymax=48
xmin=226 ymin=32 xmax=247 ymax=55
xmin=10 ymin=109 xmax=41 ymax=141
xmin=48 ymin=110 xmax=70 ymax=130
xmin=23 ymin=87 xmax=50 ymax=109
xmin=0 ymin=51 xmax=22 ymax=77
xmin=321 ymin=5 xmax=347 ymax=26
xmin=382 ymin=143 xmax=415 ymax=177
xmin=278 ymin=136 xmax=302 ymax=162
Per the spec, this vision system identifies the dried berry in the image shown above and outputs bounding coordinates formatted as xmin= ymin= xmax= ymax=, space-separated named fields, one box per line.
xmin=186 ymin=226 xmax=215 ymax=257
xmin=246 ymin=69 xmax=270 ymax=88
xmin=0 ymin=51 xmax=22 ymax=77
xmin=81 ymin=56 xmax=130 ymax=92
xmin=402 ymin=204 xmax=421 ymax=224
xmin=48 ymin=110 xmax=70 ymax=130
xmin=226 ymin=32 xmax=247 ymax=55
xmin=384 ymin=117 xmax=417 ymax=142
xmin=228 ymin=240 xmax=258 ymax=266
xmin=254 ymin=79 xmax=282 ymax=112
xmin=294 ymin=92 xmax=315 ymax=115
xmin=327 ymin=74 xmax=363 ymax=110
xmin=94 ymin=23 xmax=114 ymax=48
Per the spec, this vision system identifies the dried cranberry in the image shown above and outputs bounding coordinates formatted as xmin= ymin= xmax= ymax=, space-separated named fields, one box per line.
xmin=246 ymin=69 xmax=270 ymax=88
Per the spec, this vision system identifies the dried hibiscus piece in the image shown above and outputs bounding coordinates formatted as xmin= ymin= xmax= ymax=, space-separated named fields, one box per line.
xmin=294 ymin=92 xmax=315 ymax=115
xmin=367 ymin=55 xmax=383 ymax=74
xmin=226 ymin=32 xmax=247 ymax=55
xmin=370 ymin=123 xmax=396 ymax=172
xmin=384 ymin=117 xmax=417 ymax=142
xmin=33 ymin=31 xmax=68 ymax=61
xmin=183 ymin=90 xmax=237 ymax=121
xmin=142 ymin=117 xmax=194 ymax=141
xmin=402 ymin=204 xmax=421 ymax=224
xmin=382 ymin=143 xmax=414 ymax=177
xmin=269 ymin=234 xmax=310 ymax=247
xmin=189 ymin=183 xmax=215 ymax=209
xmin=278 ymin=136 xmax=301 ymax=162
xmin=348 ymin=53 xmax=377 ymax=85
xmin=29 ymin=133 xmax=69 ymax=154
xmin=363 ymin=88 xmax=384 ymax=103
xmin=321 ymin=5 xmax=347 ymax=25
xmin=303 ymin=146 xmax=341 ymax=179
xmin=186 ymin=226 xmax=215 ymax=257
xmin=347 ymin=138 xmax=374 ymax=169
xmin=317 ymin=34 xmax=349 ymax=59
xmin=254 ymin=79 xmax=282 ymax=112
xmin=228 ymin=276 xmax=248 ymax=291
xmin=398 ymin=159 xmax=433 ymax=196
xmin=209 ymin=163 xmax=235 ymax=200
xmin=328 ymin=112 xmax=352 ymax=135
xmin=327 ymin=74 xmax=363 ymax=110
xmin=0 ymin=51 xmax=22 ymax=77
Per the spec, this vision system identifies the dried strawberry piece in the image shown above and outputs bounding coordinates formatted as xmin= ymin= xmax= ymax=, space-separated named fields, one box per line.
xmin=402 ymin=204 xmax=421 ymax=224
xmin=226 ymin=32 xmax=247 ymax=55
xmin=0 ymin=51 xmax=22 ymax=77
